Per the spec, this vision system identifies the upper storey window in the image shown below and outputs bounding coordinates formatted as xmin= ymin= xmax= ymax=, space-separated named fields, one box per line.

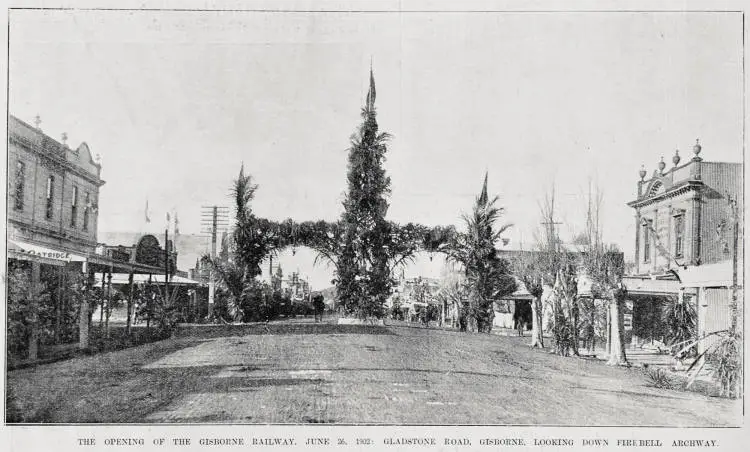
xmin=71 ymin=186 xmax=79 ymax=228
xmin=83 ymin=192 xmax=90 ymax=231
xmin=45 ymin=175 xmax=55 ymax=220
xmin=674 ymin=212 xmax=685 ymax=259
xmin=14 ymin=161 xmax=25 ymax=211
xmin=642 ymin=220 xmax=653 ymax=263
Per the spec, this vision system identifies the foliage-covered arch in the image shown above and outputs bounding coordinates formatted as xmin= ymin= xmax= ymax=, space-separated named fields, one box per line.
xmin=218 ymin=69 xmax=511 ymax=321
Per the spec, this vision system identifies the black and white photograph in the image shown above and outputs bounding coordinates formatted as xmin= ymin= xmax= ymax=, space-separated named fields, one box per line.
xmin=2 ymin=0 xmax=747 ymax=446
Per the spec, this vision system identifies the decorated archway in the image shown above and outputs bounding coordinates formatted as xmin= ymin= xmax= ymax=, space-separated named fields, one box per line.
xmin=209 ymin=69 xmax=510 ymax=322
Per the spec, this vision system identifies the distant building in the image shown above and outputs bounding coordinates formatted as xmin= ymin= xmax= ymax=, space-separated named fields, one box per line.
xmin=98 ymin=232 xmax=208 ymax=321
xmin=387 ymin=276 xmax=440 ymax=322
xmin=624 ymin=141 xmax=743 ymax=350
xmin=494 ymin=249 xmax=623 ymax=334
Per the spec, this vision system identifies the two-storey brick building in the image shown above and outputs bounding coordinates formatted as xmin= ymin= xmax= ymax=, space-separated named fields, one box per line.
xmin=7 ymin=115 xmax=167 ymax=360
xmin=8 ymin=115 xmax=104 ymax=258
xmin=624 ymin=140 xmax=743 ymax=351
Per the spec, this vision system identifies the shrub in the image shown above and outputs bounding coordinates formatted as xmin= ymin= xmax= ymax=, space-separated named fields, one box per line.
xmin=663 ymin=299 xmax=697 ymax=356
xmin=6 ymin=264 xmax=51 ymax=362
xmin=708 ymin=332 xmax=742 ymax=399
xmin=674 ymin=329 xmax=743 ymax=399
xmin=645 ymin=368 xmax=676 ymax=389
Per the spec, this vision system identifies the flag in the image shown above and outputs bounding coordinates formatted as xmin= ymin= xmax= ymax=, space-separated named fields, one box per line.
xmin=144 ymin=200 xmax=151 ymax=223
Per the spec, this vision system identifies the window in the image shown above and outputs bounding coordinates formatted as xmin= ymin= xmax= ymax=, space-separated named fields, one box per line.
xmin=70 ymin=186 xmax=78 ymax=228
xmin=83 ymin=192 xmax=90 ymax=231
xmin=45 ymin=175 xmax=55 ymax=220
xmin=674 ymin=213 xmax=685 ymax=258
xmin=643 ymin=220 xmax=652 ymax=263
xmin=14 ymin=161 xmax=25 ymax=211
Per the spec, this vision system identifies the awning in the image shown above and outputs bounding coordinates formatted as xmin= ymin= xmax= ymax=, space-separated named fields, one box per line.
xmin=8 ymin=239 xmax=87 ymax=263
xmin=677 ymin=260 xmax=743 ymax=288
xmin=94 ymin=273 xmax=204 ymax=286
xmin=622 ymin=276 xmax=680 ymax=296
xmin=85 ymin=253 xmax=163 ymax=274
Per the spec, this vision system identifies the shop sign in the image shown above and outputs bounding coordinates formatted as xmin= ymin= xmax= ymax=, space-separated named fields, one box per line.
xmin=10 ymin=240 xmax=86 ymax=262
xmin=624 ymin=313 xmax=633 ymax=331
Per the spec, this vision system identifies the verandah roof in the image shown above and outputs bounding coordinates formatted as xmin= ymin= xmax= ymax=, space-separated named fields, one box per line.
xmin=94 ymin=273 xmax=203 ymax=286
xmin=8 ymin=239 xmax=165 ymax=274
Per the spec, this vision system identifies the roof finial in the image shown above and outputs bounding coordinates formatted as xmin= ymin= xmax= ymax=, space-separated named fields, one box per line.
xmin=61 ymin=132 xmax=68 ymax=146
xmin=33 ymin=115 xmax=42 ymax=129
xmin=658 ymin=156 xmax=666 ymax=174
xmin=672 ymin=149 xmax=680 ymax=166
xmin=639 ymin=165 xmax=647 ymax=180
xmin=693 ymin=138 xmax=702 ymax=158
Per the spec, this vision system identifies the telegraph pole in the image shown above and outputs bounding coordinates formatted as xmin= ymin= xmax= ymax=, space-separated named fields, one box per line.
xmin=201 ymin=206 xmax=229 ymax=318
xmin=727 ymin=195 xmax=740 ymax=334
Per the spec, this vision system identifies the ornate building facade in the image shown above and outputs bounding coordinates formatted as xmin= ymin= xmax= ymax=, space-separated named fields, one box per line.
xmin=629 ymin=140 xmax=743 ymax=273
xmin=624 ymin=140 xmax=743 ymax=351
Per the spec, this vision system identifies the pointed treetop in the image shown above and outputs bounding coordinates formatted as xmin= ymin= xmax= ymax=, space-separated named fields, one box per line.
xmin=366 ymin=66 xmax=376 ymax=110
xmin=478 ymin=171 xmax=489 ymax=206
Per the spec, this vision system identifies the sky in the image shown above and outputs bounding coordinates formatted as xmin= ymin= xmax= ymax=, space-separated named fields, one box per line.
xmin=8 ymin=9 xmax=744 ymax=289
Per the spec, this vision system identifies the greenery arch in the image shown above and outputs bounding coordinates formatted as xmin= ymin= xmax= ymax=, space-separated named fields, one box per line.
xmin=210 ymin=69 xmax=512 ymax=323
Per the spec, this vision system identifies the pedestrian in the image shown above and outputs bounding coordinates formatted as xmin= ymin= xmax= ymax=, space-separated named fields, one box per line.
xmin=312 ymin=294 xmax=325 ymax=322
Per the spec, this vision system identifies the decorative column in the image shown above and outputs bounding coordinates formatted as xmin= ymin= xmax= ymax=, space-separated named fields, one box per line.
xmin=691 ymin=193 xmax=701 ymax=266
xmin=690 ymin=139 xmax=703 ymax=266
xmin=634 ymin=210 xmax=641 ymax=273
xmin=635 ymin=166 xmax=646 ymax=273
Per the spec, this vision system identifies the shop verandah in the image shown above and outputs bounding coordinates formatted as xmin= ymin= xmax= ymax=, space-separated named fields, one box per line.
xmin=90 ymin=272 xmax=207 ymax=329
xmin=7 ymin=242 xmax=197 ymax=366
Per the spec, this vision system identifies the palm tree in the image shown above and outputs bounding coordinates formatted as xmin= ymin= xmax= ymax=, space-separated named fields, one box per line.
xmin=446 ymin=173 xmax=516 ymax=333
xmin=201 ymin=256 xmax=247 ymax=322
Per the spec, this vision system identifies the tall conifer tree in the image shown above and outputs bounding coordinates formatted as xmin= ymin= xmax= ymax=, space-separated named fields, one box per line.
xmin=337 ymin=68 xmax=393 ymax=318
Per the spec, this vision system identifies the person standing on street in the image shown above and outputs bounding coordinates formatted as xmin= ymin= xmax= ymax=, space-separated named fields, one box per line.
xmin=312 ymin=294 xmax=325 ymax=322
